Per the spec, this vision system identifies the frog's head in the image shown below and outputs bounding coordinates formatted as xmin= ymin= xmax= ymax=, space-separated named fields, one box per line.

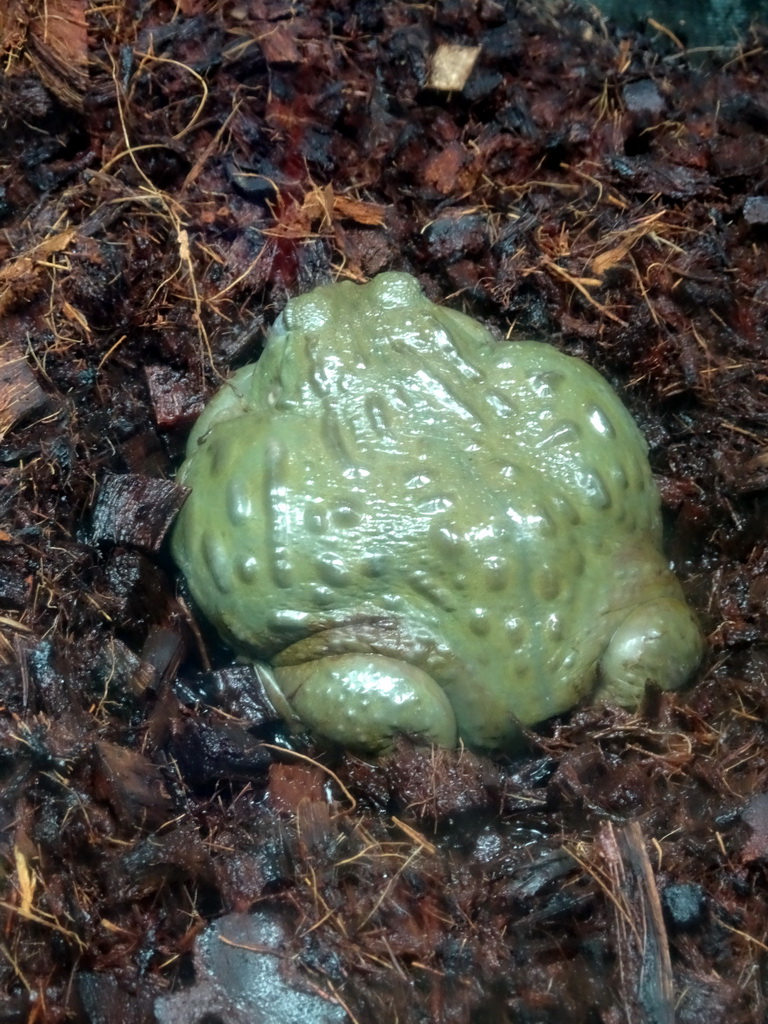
xmin=270 ymin=271 xmax=426 ymax=341
xmin=259 ymin=272 xmax=440 ymax=406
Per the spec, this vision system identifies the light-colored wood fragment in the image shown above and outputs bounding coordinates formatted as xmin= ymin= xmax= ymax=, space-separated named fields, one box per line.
xmin=429 ymin=44 xmax=481 ymax=92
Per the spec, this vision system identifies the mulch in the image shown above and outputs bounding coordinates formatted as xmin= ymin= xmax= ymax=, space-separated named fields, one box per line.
xmin=1 ymin=1 xmax=768 ymax=1021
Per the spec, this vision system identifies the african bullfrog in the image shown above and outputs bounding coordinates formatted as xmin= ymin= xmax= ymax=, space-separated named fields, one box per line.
xmin=171 ymin=271 xmax=703 ymax=753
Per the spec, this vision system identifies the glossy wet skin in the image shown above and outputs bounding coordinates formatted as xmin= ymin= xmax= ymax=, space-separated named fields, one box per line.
xmin=172 ymin=272 xmax=703 ymax=753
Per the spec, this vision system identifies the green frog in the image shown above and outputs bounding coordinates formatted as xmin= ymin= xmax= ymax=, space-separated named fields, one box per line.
xmin=171 ymin=272 xmax=703 ymax=753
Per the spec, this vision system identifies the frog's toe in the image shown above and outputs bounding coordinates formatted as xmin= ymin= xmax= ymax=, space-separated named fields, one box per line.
xmin=271 ymin=654 xmax=458 ymax=754
xmin=596 ymin=597 xmax=704 ymax=707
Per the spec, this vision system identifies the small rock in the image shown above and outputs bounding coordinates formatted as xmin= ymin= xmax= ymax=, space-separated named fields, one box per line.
xmin=743 ymin=195 xmax=768 ymax=225
xmin=661 ymin=882 xmax=707 ymax=931
xmin=623 ymin=79 xmax=665 ymax=117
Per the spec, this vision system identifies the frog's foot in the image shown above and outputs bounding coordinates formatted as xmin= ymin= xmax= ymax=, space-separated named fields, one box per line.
xmin=595 ymin=597 xmax=704 ymax=708
xmin=266 ymin=654 xmax=458 ymax=755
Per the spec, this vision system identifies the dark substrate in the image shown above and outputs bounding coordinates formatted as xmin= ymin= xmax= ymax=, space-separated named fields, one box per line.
xmin=1 ymin=1 xmax=768 ymax=1021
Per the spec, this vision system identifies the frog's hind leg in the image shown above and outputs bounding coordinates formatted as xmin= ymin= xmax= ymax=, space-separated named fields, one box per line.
xmin=264 ymin=654 xmax=458 ymax=754
xmin=594 ymin=596 xmax=704 ymax=708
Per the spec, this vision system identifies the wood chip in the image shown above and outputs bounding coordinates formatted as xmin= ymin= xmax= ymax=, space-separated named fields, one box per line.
xmin=0 ymin=342 xmax=48 ymax=440
xmin=93 ymin=740 xmax=174 ymax=828
xmin=145 ymin=365 xmax=205 ymax=431
xmin=598 ymin=821 xmax=675 ymax=1024
xmin=91 ymin=472 xmax=189 ymax=551
xmin=429 ymin=44 xmax=481 ymax=92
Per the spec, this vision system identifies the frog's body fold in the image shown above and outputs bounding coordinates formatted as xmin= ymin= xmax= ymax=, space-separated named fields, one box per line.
xmin=172 ymin=272 xmax=704 ymax=753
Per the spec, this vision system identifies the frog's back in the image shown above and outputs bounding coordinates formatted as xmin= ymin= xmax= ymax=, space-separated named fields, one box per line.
xmin=249 ymin=274 xmax=660 ymax=542
xmin=478 ymin=340 xmax=662 ymax=540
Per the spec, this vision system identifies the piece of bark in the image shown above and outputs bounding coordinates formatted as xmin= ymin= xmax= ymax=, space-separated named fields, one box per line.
xmin=93 ymin=740 xmax=174 ymax=830
xmin=167 ymin=715 xmax=271 ymax=787
xmin=598 ymin=821 xmax=675 ymax=1024
xmin=91 ymin=472 xmax=188 ymax=551
xmin=211 ymin=664 xmax=286 ymax=726
xmin=740 ymin=792 xmax=768 ymax=863
xmin=137 ymin=625 xmax=186 ymax=692
xmin=0 ymin=342 xmax=48 ymax=439
xmin=1 ymin=0 xmax=89 ymax=110
xmin=145 ymin=365 xmax=205 ymax=431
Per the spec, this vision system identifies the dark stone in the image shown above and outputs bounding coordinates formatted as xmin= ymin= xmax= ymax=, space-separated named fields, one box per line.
xmin=154 ymin=907 xmax=347 ymax=1024
xmin=623 ymin=79 xmax=665 ymax=117
xmin=743 ymin=195 xmax=768 ymax=224
xmin=661 ymin=882 xmax=707 ymax=931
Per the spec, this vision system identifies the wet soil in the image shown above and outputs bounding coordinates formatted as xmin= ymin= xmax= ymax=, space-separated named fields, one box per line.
xmin=2 ymin=1 xmax=768 ymax=1021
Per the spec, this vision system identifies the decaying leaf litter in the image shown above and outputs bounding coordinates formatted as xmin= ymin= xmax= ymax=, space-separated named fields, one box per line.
xmin=1 ymin=0 xmax=768 ymax=1021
